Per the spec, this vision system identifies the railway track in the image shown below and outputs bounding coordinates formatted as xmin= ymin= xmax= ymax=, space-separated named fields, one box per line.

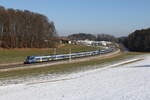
xmin=0 ymin=49 xmax=120 ymax=72
xmin=0 ymin=60 xmax=65 ymax=70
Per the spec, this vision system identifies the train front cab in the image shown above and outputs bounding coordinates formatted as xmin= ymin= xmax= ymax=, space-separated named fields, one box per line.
xmin=24 ymin=56 xmax=42 ymax=64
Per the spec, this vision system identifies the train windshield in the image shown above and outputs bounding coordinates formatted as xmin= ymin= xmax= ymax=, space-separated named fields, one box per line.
xmin=26 ymin=56 xmax=35 ymax=60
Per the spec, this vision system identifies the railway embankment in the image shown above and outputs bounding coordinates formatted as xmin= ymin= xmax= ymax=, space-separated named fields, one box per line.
xmin=0 ymin=49 xmax=145 ymax=86
xmin=0 ymin=49 xmax=120 ymax=72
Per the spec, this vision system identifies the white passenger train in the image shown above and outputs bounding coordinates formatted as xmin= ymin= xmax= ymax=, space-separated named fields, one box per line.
xmin=24 ymin=48 xmax=113 ymax=64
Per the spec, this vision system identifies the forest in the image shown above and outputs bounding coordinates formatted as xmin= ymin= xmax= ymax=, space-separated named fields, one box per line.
xmin=0 ymin=6 xmax=56 ymax=48
xmin=120 ymin=28 xmax=150 ymax=52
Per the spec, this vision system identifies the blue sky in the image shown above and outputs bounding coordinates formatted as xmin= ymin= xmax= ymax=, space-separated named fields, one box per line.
xmin=0 ymin=0 xmax=150 ymax=37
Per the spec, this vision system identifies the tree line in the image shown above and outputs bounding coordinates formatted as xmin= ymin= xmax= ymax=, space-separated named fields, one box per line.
xmin=118 ymin=28 xmax=150 ymax=52
xmin=0 ymin=6 xmax=56 ymax=48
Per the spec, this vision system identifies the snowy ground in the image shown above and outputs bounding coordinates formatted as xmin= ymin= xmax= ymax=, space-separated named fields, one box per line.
xmin=0 ymin=55 xmax=150 ymax=100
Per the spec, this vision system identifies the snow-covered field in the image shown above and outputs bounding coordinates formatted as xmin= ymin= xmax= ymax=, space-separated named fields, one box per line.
xmin=0 ymin=55 xmax=150 ymax=100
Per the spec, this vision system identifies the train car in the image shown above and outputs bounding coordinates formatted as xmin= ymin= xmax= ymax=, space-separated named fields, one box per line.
xmin=24 ymin=56 xmax=53 ymax=64
xmin=100 ymin=50 xmax=105 ymax=54
xmin=55 ymin=54 xmax=69 ymax=60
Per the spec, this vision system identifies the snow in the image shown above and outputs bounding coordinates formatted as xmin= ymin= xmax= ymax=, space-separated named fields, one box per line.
xmin=0 ymin=55 xmax=150 ymax=100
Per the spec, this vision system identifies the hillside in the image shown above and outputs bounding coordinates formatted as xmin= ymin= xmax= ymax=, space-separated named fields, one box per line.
xmin=0 ymin=54 xmax=149 ymax=100
xmin=0 ymin=6 xmax=56 ymax=48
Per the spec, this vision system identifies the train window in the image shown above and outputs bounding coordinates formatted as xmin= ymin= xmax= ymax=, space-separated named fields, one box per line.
xmin=35 ymin=58 xmax=40 ymax=60
xmin=42 ymin=58 xmax=48 ymax=60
